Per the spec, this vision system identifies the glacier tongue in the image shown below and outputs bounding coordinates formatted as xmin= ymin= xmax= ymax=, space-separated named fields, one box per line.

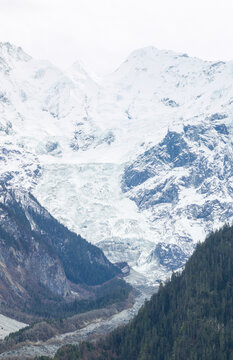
xmin=33 ymin=162 xmax=160 ymax=283
xmin=1 ymin=44 xmax=233 ymax=284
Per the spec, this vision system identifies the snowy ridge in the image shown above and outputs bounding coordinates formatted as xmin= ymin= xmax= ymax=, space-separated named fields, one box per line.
xmin=1 ymin=43 xmax=233 ymax=284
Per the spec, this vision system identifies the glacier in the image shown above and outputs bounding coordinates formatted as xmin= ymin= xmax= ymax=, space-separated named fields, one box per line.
xmin=1 ymin=42 xmax=233 ymax=285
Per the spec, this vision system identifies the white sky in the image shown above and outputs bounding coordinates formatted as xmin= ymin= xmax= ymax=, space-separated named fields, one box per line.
xmin=1 ymin=0 xmax=233 ymax=75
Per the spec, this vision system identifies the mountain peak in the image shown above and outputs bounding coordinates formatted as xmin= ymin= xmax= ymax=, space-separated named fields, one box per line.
xmin=111 ymin=46 xmax=198 ymax=76
xmin=0 ymin=42 xmax=31 ymax=64
xmin=68 ymin=59 xmax=90 ymax=81
xmin=127 ymin=46 xmax=189 ymax=61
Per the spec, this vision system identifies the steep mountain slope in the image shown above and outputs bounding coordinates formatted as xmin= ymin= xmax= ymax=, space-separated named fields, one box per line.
xmin=0 ymin=184 xmax=120 ymax=320
xmin=51 ymin=224 xmax=233 ymax=360
xmin=1 ymin=42 xmax=233 ymax=283
xmin=122 ymin=123 xmax=233 ymax=270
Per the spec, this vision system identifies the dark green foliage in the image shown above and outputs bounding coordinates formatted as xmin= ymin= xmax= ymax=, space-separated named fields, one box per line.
xmin=0 ymin=279 xmax=131 ymax=353
xmin=54 ymin=345 xmax=81 ymax=360
xmin=52 ymin=224 xmax=233 ymax=360
xmin=15 ymin=278 xmax=130 ymax=319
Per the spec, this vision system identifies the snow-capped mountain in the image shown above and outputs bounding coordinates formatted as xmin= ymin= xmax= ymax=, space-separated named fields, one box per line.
xmin=1 ymin=42 xmax=233 ymax=284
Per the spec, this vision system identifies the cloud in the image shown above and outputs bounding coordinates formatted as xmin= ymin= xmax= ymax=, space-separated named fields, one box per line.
xmin=0 ymin=0 xmax=37 ymax=11
xmin=0 ymin=0 xmax=233 ymax=75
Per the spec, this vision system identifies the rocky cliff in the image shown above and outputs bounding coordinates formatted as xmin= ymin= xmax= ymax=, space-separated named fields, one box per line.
xmin=0 ymin=184 xmax=120 ymax=320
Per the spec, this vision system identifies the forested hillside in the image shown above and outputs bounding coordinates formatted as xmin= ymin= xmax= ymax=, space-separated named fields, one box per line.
xmin=0 ymin=185 xmax=121 ymax=320
xmin=47 ymin=224 xmax=233 ymax=360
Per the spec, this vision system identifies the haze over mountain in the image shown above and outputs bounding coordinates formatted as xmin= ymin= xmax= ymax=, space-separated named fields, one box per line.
xmin=1 ymin=41 xmax=233 ymax=284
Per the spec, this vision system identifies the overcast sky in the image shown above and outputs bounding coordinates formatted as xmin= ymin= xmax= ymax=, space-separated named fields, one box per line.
xmin=1 ymin=0 xmax=233 ymax=75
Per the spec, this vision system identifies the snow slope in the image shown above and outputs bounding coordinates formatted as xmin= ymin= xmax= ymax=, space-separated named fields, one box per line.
xmin=0 ymin=314 xmax=26 ymax=340
xmin=1 ymin=42 xmax=233 ymax=284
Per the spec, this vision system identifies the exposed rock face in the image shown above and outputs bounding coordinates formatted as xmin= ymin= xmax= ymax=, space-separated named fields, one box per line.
xmin=121 ymin=119 xmax=233 ymax=271
xmin=0 ymin=184 xmax=120 ymax=318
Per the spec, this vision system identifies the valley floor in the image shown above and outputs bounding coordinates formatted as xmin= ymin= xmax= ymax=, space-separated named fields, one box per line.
xmin=0 ymin=271 xmax=157 ymax=359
